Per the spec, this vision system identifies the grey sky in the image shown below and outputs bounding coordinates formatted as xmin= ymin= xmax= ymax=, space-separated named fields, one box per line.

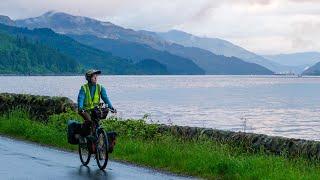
xmin=1 ymin=0 xmax=319 ymax=54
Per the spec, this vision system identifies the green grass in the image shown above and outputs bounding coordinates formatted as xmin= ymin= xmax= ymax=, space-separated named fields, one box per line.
xmin=0 ymin=109 xmax=77 ymax=151
xmin=1 ymin=109 xmax=320 ymax=179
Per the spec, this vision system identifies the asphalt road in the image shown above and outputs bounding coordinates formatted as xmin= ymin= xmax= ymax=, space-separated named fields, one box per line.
xmin=0 ymin=136 xmax=193 ymax=180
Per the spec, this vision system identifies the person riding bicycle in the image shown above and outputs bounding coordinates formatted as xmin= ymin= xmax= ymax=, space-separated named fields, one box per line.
xmin=77 ymin=69 xmax=116 ymax=137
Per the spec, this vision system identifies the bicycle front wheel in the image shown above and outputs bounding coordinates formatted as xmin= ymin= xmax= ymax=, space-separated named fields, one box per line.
xmin=96 ymin=130 xmax=109 ymax=170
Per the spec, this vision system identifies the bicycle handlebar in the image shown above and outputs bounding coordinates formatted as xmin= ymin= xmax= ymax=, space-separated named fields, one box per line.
xmin=96 ymin=103 xmax=117 ymax=114
xmin=107 ymin=107 xmax=117 ymax=114
xmin=80 ymin=104 xmax=117 ymax=114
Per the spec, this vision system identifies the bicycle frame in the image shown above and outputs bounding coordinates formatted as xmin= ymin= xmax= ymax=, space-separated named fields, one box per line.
xmin=78 ymin=104 xmax=116 ymax=170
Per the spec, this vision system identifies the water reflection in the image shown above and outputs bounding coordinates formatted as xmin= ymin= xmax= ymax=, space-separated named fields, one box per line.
xmin=78 ymin=165 xmax=108 ymax=179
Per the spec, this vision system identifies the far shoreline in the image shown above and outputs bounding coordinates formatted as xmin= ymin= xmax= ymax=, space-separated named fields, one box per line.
xmin=0 ymin=74 xmax=318 ymax=77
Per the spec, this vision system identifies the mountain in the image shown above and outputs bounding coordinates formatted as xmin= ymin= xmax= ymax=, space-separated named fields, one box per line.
xmin=0 ymin=23 xmax=182 ymax=75
xmin=264 ymin=52 xmax=320 ymax=74
xmin=14 ymin=13 xmax=204 ymax=75
xmin=264 ymin=52 xmax=320 ymax=67
xmin=69 ymin=34 xmax=204 ymax=74
xmin=168 ymin=44 xmax=273 ymax=75
xmin=16 ymin=11 xmax=274 ymax=75
xmin=302 ymin=61 xmax=320 ymax=75
xmin=70 ymin=34 xmax=272 ymax=75
xmin=15 ymin=11 xmax=168 ymax=49
xmin=0 ymin=15 xmax=15 ymax=26
xmin=0 ymin=31 xmax=81 ymax=74
xmin=156 ymin=30 xmax=284 ymax=73
xmin=141 ymin=31 xmax=273 ymax=74
xmin=0 ymin=23 xmax=139 ymax=74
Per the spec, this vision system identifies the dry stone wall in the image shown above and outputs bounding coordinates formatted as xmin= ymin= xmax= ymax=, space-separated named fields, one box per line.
xmin=158 ymin=125 xmax=320 ymax=160
xmin=0 ymin=93 xmax=76 ymax=122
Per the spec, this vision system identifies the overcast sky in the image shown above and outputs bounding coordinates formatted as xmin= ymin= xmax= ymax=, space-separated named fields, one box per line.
xmin=1 ymin=0 xmax=320 ymax=54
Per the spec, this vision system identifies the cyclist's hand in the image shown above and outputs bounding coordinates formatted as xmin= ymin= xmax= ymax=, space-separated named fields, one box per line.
xmin=79 ymin=109 xmax=86 ymax=114
xmin=110 ymin=107 xmax=117 ymax=114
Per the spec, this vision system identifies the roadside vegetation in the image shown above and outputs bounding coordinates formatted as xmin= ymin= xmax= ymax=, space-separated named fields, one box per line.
xmin=1 ymin=109 xmax=320 ymax=179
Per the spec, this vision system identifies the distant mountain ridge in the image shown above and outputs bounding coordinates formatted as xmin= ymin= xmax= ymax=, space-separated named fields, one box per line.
xmin=139 ymin=30 xmax=273 ymax=74
xmin=155 ymin=30 xmax=287 ymax=73
xmin=264 ymin=52 xmax=320 ymax=67
xmin=263 ymin=52 xmax=320 ymax=74
xmin=0 ymin=15 xmax=15 ymax=26
xmin=14 ymin=12 xmax=205 ymax=75
xmin=14 ymin=11 xmax=274 ymax=75
xmin=0 ymin=23 xmax=185 ymax=75
xmin=68 ymin=34 xmax=205 ymax=74
xmin=15 ymin=11 xmax=168 ymax=49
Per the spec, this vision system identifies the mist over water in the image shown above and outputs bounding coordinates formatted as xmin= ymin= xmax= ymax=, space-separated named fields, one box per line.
xmin=1 ymin=75 xmax=319 ymax=140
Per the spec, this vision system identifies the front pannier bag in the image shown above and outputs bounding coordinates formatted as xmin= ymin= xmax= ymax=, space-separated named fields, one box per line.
xmin=67 ymin=120 xmax=82 ymax=144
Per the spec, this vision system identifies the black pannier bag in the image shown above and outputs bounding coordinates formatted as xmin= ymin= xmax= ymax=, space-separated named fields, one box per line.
xmin=107 ymin=131 xmax=117 ymax=153
xmin=67 ymin=120 xmax=82 ymax=144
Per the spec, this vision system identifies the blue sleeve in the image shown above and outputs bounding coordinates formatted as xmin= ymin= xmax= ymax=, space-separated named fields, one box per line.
xmin=77 ymin=87 xmax=85 ymax=111
xmin=101 ymin=86 xmax=113 ymax=108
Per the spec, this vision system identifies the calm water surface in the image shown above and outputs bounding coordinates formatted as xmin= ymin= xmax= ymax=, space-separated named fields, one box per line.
xmin=1 ymin=75 xmax=319 ymax=140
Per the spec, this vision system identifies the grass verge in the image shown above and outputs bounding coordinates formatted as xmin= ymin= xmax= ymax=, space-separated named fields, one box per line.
xmin=1 ymin=109 xmax=320 ymax=179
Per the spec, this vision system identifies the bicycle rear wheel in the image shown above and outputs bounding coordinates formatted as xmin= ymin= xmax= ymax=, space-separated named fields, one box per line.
xmin=96 ymin=130 xmax=109 ymax=170
xmin=79 ymin=137 xmax=91 ymax=166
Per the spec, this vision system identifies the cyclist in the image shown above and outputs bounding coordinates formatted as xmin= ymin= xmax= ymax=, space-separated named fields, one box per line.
xmin=77 ymin=69 xmax=116 ymax=137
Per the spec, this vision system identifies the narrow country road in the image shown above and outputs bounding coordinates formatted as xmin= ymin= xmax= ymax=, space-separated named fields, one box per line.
xmin=0 ymin=136 xmax=193 ymax=180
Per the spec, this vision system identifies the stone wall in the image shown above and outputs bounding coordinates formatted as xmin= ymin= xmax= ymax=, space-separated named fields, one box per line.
xmin=0 ymin=93 xmax=76 ymax=122
xmin=158 ymin=125 xmax=320 ymax=160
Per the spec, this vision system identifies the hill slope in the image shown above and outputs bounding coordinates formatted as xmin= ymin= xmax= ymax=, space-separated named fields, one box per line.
xmin=0 ymin=23 xmax=143 ymax=74
xmin=302 ymin=61 xmax=320 ymax=75
xmin=0 ymin=32 xmax=81 ymax=74
xmin=134 ymin=59 xmax=169 ymax=75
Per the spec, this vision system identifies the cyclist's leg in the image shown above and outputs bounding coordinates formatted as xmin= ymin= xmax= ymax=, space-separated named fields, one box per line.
xmin=79 ymin=111 xmax=92 ymax=136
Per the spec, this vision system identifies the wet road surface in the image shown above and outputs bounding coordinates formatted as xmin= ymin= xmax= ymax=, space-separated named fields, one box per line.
xmin=0 ymin=136 xmax=193 ymax=179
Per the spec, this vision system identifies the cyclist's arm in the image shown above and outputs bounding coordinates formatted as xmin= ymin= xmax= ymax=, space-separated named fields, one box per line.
xmin=77 ymin=87 xmax=85 ymax=111
xmin=101 ymin=86 xmax=113 ymax=109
